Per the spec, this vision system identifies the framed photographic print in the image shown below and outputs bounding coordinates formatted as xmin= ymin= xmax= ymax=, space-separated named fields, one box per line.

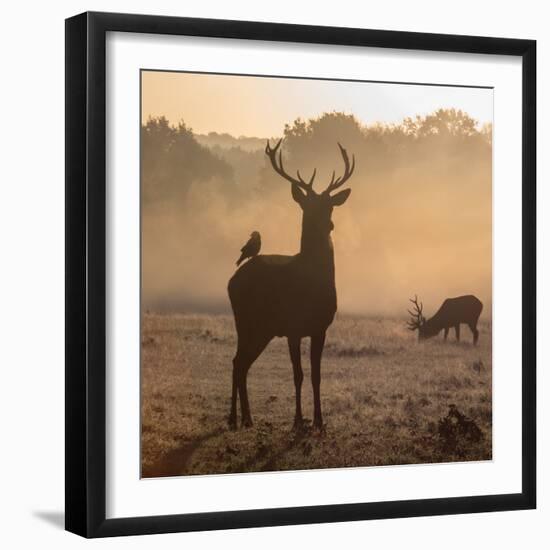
xmin=65 ymin=11 xmax=536 ymax=537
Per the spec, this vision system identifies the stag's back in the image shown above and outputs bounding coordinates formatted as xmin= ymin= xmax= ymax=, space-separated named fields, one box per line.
xmin=228 ymin=254 xmax=337 ymax=338
xmin=433 ymin=295 xmax=483 ymax=325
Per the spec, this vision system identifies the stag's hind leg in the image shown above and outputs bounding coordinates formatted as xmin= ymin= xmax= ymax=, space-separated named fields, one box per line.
xmin=230 ymin=333 xmax=271 ymax=428
xmin=288 ymin=336 xmax=304 ymax=429
xmin=311 ymin=331 xmax=326 ymax=430
xmin=469 ymin=322 xmax=480 ymax=345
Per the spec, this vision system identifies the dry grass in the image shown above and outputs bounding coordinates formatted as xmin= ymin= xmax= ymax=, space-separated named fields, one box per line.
xmin=141 ymin=313 xmax=492 ymax=477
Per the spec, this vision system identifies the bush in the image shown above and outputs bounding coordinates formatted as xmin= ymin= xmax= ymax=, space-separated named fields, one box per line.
xmin=438 ymin=404 xmax=483 ymax=453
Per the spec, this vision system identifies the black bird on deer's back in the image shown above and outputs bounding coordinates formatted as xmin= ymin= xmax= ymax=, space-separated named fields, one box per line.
xmin=407 ymin=294 xmax=483 ymax=345
xmin=236 ymin=231 xmax=261 ymax=266
xmin=227 ymin=139 xmax=356 ymax=430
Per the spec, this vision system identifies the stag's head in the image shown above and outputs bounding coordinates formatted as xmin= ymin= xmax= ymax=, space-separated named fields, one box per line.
xmin=265 ymin=139 xmax=355 ymax=238
xmin=407 ymin=295 xmax=427 ymax=340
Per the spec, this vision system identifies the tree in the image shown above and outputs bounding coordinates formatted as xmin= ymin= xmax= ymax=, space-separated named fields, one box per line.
xmin=141 ymin=117 xmax=233 ymax=204
xmin=402 ymin=108 xmax=479 ymax=138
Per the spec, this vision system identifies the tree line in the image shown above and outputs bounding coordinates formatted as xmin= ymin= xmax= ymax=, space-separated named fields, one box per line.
xmin=141 ymin=109 xmax=491 ymax=208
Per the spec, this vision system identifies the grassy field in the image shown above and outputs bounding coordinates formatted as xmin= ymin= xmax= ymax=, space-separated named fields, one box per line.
xmin=141 ymin=313 xmax=492 ymax=478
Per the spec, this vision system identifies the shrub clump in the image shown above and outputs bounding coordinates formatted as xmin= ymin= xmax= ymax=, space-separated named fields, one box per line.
xmin=438 ymin=404 xmax=483 ymax=453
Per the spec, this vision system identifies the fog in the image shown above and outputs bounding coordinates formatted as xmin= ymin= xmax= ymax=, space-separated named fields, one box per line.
xmin=141 ymin=110 xmax=492 ymax=319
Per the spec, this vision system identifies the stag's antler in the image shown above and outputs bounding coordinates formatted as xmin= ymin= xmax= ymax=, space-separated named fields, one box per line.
xmin=322 ymin=143 xmax=356 ymax=195
xmin=265 ymin=139 xmax=317 ymax=194
xmin=406 ymin=295 xmax=425 ymax=331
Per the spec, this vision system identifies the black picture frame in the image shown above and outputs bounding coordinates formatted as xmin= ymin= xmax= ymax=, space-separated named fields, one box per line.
xmin=65 ymin=11 xmax=536 ymax=538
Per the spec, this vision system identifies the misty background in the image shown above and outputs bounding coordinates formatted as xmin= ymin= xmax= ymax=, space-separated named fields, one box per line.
xmin=141 ymin=102 xmax=492 ymax=318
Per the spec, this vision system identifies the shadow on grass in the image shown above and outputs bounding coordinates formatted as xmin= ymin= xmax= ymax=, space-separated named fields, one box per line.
xmin=142 ymin=427 xmax=225 ymax=478
xmin=236 ymin=421 xmax=317 ymax=473
xmin=143 ymin=422 xmax=317 ymax=477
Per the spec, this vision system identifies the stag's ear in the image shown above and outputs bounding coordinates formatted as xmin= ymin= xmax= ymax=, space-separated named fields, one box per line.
xmin=330 ymin=188 xmax=351 ymax=206
xmin=291 ymin=183 xmax=308 ymax=207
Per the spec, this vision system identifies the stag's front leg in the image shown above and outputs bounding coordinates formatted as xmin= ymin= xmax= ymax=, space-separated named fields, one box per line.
xmin=288 ymin=336 xmax=304 ymax=429
xmin=238 ymin=372 xmax=253 ymax=428
xmin=311 ymin=331 xmax=326 ymax=430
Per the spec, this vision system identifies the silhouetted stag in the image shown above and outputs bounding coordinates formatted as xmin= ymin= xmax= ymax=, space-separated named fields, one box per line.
xmin=407 ymin=295 xmax=483 ymax=345
xmin=227 ymin=139 xmax=356 ymax=429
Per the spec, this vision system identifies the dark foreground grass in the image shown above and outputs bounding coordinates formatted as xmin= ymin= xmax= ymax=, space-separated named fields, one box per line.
xmin=141 ymin=313 xmax=492 ymax=477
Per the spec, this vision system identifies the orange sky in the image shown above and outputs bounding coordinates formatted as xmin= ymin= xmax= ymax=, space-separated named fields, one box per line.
xmin=141 ymin=70 xmax=492 ymax=137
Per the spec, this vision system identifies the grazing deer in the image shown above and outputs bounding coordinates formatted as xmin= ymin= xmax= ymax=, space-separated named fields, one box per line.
xmin=406 ymin=295 xmax=483 ymax=345
xmin=227 ymin=139 xmax=355 ymax=430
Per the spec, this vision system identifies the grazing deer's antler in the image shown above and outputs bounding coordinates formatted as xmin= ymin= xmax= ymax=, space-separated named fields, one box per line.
xmin=407 ymin=295 xmax=425 ymax=331
xmin=265 ymin=139 xmax=317 ymax=194
xmin=322 ymin=143 xmax=356 ymax=195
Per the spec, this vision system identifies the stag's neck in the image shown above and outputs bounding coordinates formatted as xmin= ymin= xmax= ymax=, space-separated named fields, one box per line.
xmin=299 ymin=231 xmax=335 ymax=275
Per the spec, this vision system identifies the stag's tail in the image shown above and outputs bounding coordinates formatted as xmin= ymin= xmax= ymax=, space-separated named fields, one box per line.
xmin=236 ymin=253 xmax=246 ymax=266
